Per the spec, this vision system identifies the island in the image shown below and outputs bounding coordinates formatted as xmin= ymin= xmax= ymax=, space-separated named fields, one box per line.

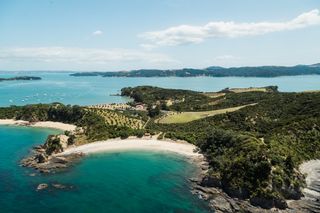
xmin=0 ymin=85 xmax=319 ymax=212
xmin=70 ymin=63 xmax=320 ymax=78
xmin=0 ymin=76 xmax=42 ymax=81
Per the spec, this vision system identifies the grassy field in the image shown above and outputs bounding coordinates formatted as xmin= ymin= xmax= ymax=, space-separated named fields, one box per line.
xmin=157 ymin=104 xmax=256 ymax=124
xmin=228 ymin=87 xmax=268 ymax=93
xmin=203 ymin=87 xmax=269 ymax=99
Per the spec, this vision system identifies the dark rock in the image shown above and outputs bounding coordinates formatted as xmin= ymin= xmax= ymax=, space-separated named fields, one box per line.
xmin=201 ymin=176 xmax=221 ymax=188
xmin=224 ymin=186 xmax=249 ymax=199
xmin=36 ymin=153 xmax=47 ymax=163
xmin=274 ymin=197 xmax=288 ymax=209
xmin=250 ymin=196 xmax=274 ymax=209
xmin=281 ymin=185 xmax=303 ymax=200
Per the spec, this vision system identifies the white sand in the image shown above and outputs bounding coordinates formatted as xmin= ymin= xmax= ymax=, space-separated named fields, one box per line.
xmin=58 ymin=138 xmax=202 ymax=158
xmin=300 ymin=159 xmax=320 ymax=185
xmin=30 ymin=121 xmax=76 ymax=131
xmin=0 ymin=119 xmax=76 ymax=131
xmin=0 ymin=119 xmax=29 ymax=125
xmin=299 ymin=159 xmax=320 ymax=197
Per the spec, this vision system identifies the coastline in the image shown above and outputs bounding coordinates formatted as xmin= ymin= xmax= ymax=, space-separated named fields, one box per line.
xmin=0 ymin=119 xmax=77 ymax=131
xmin=3 ymin=117 xmax=319 ymax=212
xmin=58 ymin=137 xmax=204 ymax=159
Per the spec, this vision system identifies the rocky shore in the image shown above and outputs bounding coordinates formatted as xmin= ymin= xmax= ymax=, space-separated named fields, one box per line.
xmin=189 ymin=160 xmax=276 ymax=213
xmin=21 ymin=144 xmax=84 ymax=173
xmin=190 ymin=159 xmax=320 ymax=213
xmin=20 ymin=128 xmax=84 ymax=173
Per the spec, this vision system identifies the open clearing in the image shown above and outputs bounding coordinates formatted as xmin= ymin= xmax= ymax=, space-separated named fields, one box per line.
xmin=228 ymin=87 xmax=268 ymax=93
xmin=158 ymin=104 xmax=256 ymax=124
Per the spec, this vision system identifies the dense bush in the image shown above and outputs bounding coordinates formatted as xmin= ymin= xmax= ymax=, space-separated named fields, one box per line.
xmin=146 ymin=90 xmax=320 ymax=204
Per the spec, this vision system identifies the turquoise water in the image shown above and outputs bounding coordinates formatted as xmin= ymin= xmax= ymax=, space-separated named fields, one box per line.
xmin=0 ymin=126 xmax=210 ymax=213
xmin=0 ymin=72 xmax=320 ymax=106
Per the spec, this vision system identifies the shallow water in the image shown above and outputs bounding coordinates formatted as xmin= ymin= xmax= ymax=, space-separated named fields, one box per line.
xmin=1 ymin=72 xmax=320 ymax=107
xmin=0 ymin=126 xmax=210 ymax=213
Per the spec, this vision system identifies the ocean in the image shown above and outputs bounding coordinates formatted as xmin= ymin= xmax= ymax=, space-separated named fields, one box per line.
xmin=0 ymin=72 xmax=320 ymax=107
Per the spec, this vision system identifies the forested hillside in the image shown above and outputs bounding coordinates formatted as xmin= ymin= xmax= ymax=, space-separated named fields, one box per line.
xmin=71 ymin=64 xmax=320 ymax=77
xmin=146 ymin=90 xmax=320 ymax=209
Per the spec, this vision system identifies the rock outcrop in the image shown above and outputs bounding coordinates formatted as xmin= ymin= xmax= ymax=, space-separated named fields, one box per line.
xmin=190 ymin=165 xmax=310 ymax=212
xmin=21 ymin=132 xmax=84 ymax=173
xmin=36 ymin=183 xmax=48 ymax=191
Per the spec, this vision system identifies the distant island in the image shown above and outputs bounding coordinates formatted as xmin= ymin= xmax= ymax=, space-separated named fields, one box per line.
xmin=0 ymin=76 xmax=42 ymax=82
xmin=70 ymin=63 xmax=320 ymax=78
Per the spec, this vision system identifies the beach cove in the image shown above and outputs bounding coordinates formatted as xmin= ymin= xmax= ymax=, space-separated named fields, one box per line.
xmin=0 ymin=124 xmax=211 ymax=212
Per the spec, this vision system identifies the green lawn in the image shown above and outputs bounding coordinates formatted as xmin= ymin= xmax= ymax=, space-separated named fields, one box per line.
xmin=158 ymin=104 xmax=256 ymax=124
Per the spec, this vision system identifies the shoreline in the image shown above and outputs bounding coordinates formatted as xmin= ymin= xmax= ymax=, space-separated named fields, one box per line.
xmin=299 ymin=160 xmax=320 ymax=199
xmin=284 ymin=160 xmax=320 ymax=212
xmin=4 ymin=118 xmax=319 ymax=211
xmin=58 ymin=137 xmax=204 ymax=159
xmin=0 ymin=119 xmax=77 ymax=132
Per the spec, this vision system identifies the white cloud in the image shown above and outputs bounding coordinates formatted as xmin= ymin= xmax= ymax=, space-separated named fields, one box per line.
xmin=0 ymin=47 xmax=178 ymax=70
xmin=92 ymin=30 xmax=103 ymax=36
xmin=141 ymin=9 xmax=320 ymax=46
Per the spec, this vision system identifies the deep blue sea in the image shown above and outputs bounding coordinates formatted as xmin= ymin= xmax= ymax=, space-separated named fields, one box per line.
xmin=1 ymin=72 xmax=320 ymax=212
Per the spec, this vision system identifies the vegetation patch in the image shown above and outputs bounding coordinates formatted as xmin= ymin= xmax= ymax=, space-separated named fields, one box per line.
xmin=87 ymin=108 xmax=145 ymax=129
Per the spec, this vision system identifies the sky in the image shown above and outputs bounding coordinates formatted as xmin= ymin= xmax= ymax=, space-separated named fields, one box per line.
xmin=0 ymin=0 xmax=320 ymax=71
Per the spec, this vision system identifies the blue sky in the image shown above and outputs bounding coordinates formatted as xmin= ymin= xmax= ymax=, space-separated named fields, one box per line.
xmin=0 ymin=0 xmax=320 ymax=71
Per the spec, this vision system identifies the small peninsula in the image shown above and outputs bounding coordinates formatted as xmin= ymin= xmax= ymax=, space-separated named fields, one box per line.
xmin=0 ymin=85 xmax=319 ymax=212
xmin=70 ymin=63 xmax=320 ymax=78
xmin=0 ymin=76 xmax=42 ymax=81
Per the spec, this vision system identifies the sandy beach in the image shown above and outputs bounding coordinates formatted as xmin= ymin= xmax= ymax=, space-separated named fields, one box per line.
xmin=0 ymin=119 xmax=76 ymax=131
xmin=58 ymin=138 xmax=203 ymax=158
